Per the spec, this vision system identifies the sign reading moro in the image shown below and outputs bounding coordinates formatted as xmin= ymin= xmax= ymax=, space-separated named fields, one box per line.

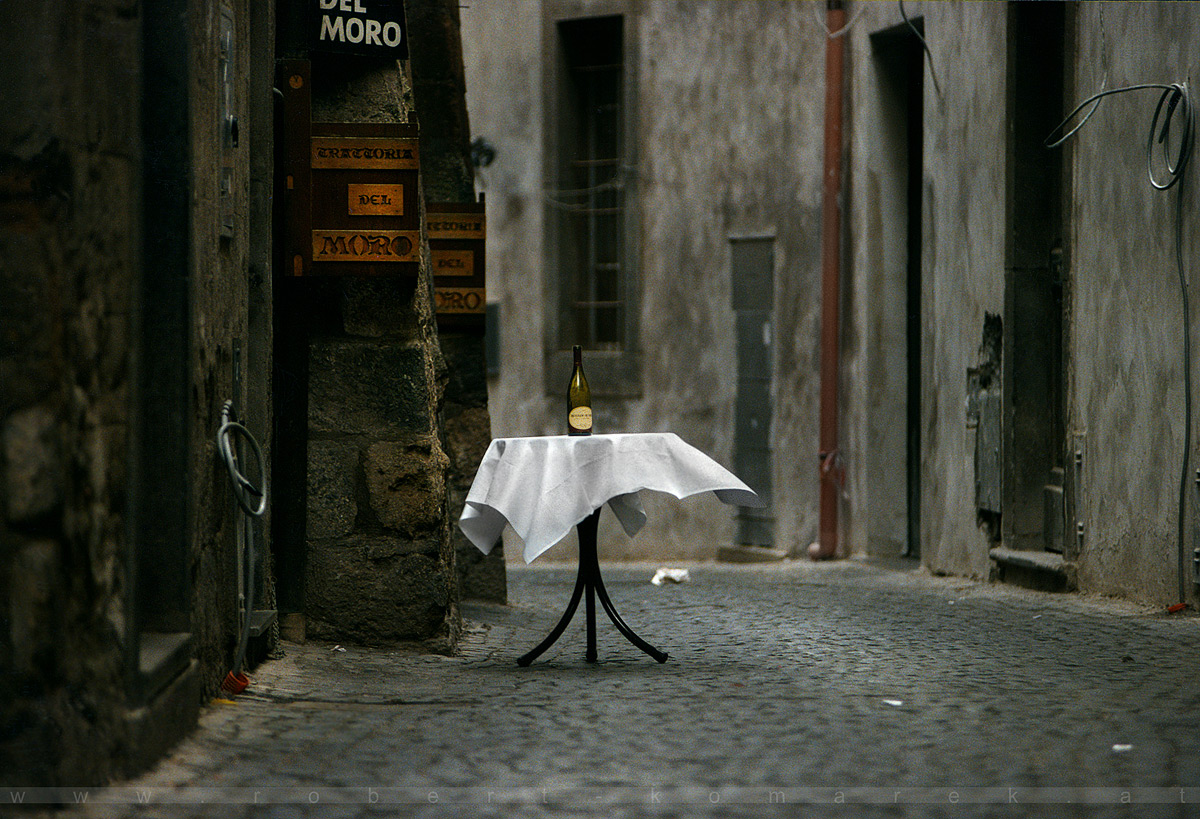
xmin=312 ymin=0 xmax=408 ymax=59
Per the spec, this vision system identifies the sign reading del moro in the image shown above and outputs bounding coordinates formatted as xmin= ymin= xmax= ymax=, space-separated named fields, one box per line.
xmin=428 ymin=199 xmax=487 ymax=332
xmin=313 ymin=0 xmax=408 ymax=59
xmin=302 ymin=122 xmax=421 ymax=277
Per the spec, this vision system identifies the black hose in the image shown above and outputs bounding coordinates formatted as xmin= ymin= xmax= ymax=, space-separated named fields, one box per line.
xmin=217 ymin=400 xmax=267 ymax=677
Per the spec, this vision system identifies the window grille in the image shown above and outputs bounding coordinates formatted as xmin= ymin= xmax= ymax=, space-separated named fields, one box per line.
xmin=557 ymin=15 xmax=625 ymax=351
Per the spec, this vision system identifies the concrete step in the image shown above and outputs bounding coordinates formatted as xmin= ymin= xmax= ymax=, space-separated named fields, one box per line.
xmin=990 ymin=546 xmax=1077 ymax=593
xmin=717 ymin=544 xmax=789 ymax=564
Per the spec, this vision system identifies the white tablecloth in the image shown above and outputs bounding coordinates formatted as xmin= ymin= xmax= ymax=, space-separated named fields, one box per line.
xmin=459 ymin=432 xmax=763 ymax=563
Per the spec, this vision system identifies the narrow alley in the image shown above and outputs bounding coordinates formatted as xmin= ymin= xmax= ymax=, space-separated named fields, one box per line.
xmin=25 ymin=557 xmax=1200 ymax=819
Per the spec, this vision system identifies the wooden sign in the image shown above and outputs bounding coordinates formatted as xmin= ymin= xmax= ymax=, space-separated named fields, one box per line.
xmin=281 ymin=111 xmax=421 ymax=276
xmin=347 ymin=183 xmax=404 ymax=215
xmin=428 ymin=198 xmax=486 ymax=332
xmin=277 ymin=62 xmax=421 ymax=277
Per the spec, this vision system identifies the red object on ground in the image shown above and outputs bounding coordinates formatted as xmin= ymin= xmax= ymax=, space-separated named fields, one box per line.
xmin=1167 ymin=603 xmax=1187 ymax=614
xmin=222 ymin=671 xmax=250 ymax=694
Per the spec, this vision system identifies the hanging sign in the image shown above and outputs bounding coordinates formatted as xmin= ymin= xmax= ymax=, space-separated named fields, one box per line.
xmin=428 ymin=198 xmax=487 ymax=332
xmin=290 ymin=120 xmax=421 ymax=277
xmin=312 ymin=0 xmax=409 ymax=59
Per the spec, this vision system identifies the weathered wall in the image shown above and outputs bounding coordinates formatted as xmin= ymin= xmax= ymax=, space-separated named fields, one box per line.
xmin=189 ymin=0 xmax=272 ymax=701
xmin=462 ymin=0 xmax=827 ymax=562
xmin=462 ymin=0 xmax=1200 ymax=609
xmin=296 ymin=51 xmax=460 ymax=649
xmin=460 ymin=0 xmax=546 ymax=442
xmin=0 ymin=0 xmax=143 ymax=786
xmin=0 ymin=0 xmax=272 ymax=785
xmin=845 ymin=2 xmax=1008 ymax=579
xmin=407 ymin=0 xmax=505 ymax=603
xmin=1068 ymin=1 xmax=1200 ymax=604
xmin=843 ymin=1 xmax=1200 ymax=606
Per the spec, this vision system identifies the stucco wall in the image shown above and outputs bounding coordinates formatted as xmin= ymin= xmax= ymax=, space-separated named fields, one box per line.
xmin=463 ymin=0 xmax=827 ymax=562
xmin=462 ymin=0 xmax=1200 ymax=607
xmin=1068 ymin=2 xmax=1200 ymax=603
xmin=844 ymin=2 xmax=1008 ymax=579
xmin=844 ymin=0 xmax=1200 ymax=605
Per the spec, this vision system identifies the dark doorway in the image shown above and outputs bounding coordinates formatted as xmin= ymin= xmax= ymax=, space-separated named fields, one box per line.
xmin=730 ymin=237 xmax=775 ymax=549
xmin=870 ymin=19 xmax=925 ymax=558
xmin=1005 ymin=2 xmax=1069 ymax=554
xmin=131 ymin=0 xmax=193 ymax=699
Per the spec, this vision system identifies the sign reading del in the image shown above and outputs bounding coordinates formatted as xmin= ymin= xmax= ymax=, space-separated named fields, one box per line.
xmin=312 ymin=0 xmax=408 ymax=59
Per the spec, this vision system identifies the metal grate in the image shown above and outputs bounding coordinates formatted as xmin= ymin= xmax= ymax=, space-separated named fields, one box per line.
xmin=558 ymin=16 xmax=625 ymax=350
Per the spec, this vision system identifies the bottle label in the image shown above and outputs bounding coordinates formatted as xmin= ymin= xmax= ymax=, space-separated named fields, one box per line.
xmin=568 ymin=407 xmax=592 ymax=431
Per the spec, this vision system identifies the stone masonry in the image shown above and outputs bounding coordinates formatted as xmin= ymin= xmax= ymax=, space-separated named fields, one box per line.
xmin=407 ymin=0 xmax=505 ymax=604
xmin=296 ymin=46 xmax=459 ymax=650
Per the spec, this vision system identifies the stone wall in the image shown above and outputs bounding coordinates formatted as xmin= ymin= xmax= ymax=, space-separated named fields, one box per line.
xmin=0 ymin=0 xmax=272 ymax=785
xmin=0 ymin=0 xmax=142 ymax=777
xmin=293 ymin=47 xmax=460 ymax=649
xmin=407 ymin=0 xmax=504 ymax=602
xmin=302 ymin=278 xmax=459 ymax=647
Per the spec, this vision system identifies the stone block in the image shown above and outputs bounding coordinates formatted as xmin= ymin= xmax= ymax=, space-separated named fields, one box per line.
xmin=9 ymin=539 xmax=57 ymax=673
xmin=309 ymin=340 xmax=430 ymax=436
xmin=342 ymin=277 xmax=420 ymax=339
xmin=4 ymin=406 xmax=63 ymax=522
xmin=363 ymin=440 xmax=449 ymax=537
xmin=304 ymin=543 xmax=453 ymax=644
xmin=443 ymin=405 xmax=492 ymax=484
xmin=307 ymin=440 xmax=359 ymax=539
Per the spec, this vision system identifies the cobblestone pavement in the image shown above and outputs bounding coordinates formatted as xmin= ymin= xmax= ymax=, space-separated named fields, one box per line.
xmin=24 ymin=558 xmax=1200 ymax=818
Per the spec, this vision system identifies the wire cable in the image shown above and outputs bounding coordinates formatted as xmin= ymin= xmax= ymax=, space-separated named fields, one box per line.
xmin=898 ymin=0 xmax=942 ymax=101
xmin=1046 ymin=80 xmax=1194 ymax=604
xmin=812 ymin=1 xmax=864 ymax=40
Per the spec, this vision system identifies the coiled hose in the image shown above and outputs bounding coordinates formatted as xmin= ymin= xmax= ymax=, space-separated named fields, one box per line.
xmin=217 ymin=400 xmax=267 ymax=692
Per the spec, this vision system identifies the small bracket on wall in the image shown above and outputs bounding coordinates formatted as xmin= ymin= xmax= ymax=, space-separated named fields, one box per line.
xmin=1072 ymin=432 xmax=1086 ymax=557
xmin=1193 ymin=467 xmax=1200 ymax=590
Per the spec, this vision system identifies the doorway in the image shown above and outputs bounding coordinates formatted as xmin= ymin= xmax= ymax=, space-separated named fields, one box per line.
xmin=1004 ymin=2 xmax=1069 ymax=554
xmin=869 ymin=19 xmax=924 ymax=558
xmin=730 ymin=237 xmax=775 ymax=549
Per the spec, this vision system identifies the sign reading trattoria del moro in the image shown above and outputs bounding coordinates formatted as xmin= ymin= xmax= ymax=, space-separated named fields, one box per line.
xmin=312 ymin=0 xmax=408 ymax=59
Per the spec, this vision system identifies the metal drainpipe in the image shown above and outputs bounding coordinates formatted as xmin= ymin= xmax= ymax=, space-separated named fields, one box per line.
xmin=811 ymin=0 xmax=846 ymax=561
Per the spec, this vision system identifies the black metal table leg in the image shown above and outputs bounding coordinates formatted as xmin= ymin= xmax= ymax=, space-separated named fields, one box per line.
xmin=516 ymin=556 xmax=588 ymax=667
xmin=518 ymin=507 xmax=669 ymax=665
xmin=594 ymin=572 xmax=669 ymax=663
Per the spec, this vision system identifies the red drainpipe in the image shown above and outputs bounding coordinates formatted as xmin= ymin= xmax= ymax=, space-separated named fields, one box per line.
xmin=810 ymin=0 xmax=846 ymax=561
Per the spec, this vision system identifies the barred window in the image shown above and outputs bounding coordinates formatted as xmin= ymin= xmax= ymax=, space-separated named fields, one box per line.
xmin=556 ymin=15 xmax=626 ymax=351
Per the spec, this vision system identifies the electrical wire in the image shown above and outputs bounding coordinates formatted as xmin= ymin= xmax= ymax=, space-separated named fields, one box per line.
xmin=1046 ymin=81 xmax=1194 ymax=604
xmin=812 ymin=1 xmax=864 ymax=40
xmin=898 ymin=0 xmax=942 ymax=101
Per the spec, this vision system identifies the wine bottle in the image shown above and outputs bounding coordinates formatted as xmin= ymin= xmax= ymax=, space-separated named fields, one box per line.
xmin=567 ymin=345 xmax=592 ymax=436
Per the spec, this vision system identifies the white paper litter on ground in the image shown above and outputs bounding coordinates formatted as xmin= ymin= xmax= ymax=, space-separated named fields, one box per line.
xmin=651 ymin=568 xmax=690 ymax=586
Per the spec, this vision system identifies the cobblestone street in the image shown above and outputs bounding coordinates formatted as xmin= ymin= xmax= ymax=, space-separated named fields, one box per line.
xmin=25 ymin=558 xmax=1200 ymax=818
